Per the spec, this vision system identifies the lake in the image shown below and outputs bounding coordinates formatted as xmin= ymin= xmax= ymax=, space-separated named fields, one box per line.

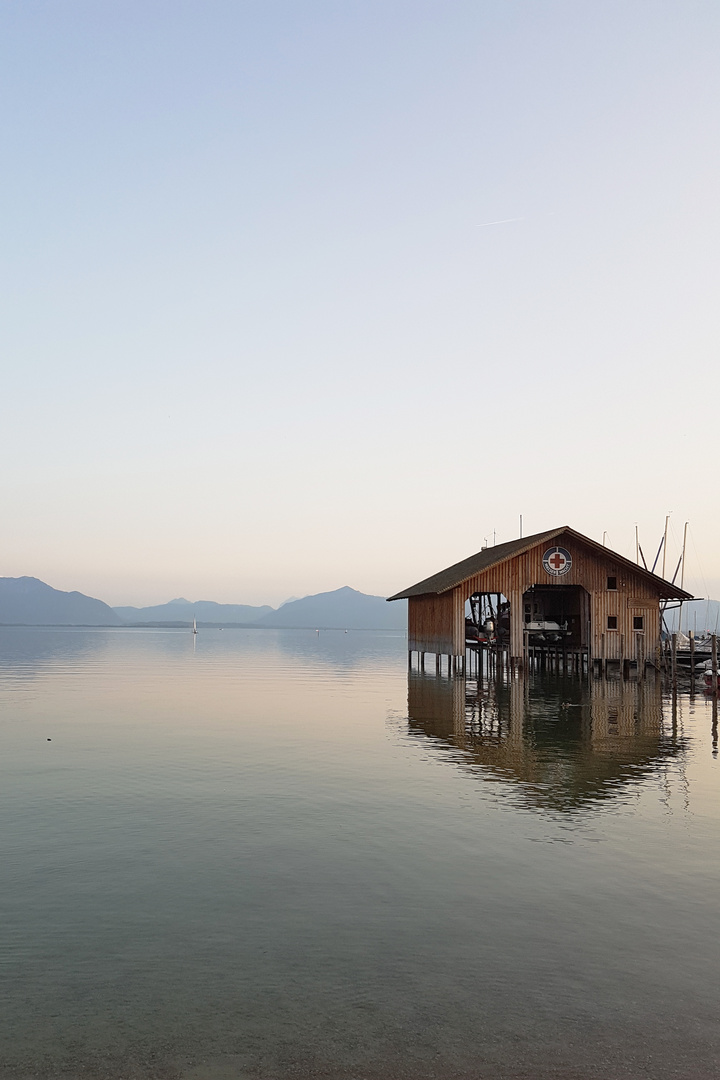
xmin=0 ymin=627 xmax=718 ymax=1080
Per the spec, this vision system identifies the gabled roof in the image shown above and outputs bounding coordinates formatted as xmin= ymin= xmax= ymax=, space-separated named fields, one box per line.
xmin=387 ymin=525 xmax=693 ymax=601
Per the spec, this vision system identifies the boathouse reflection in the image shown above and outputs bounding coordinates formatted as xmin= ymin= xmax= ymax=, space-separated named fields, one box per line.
xmin=407 ymin=674 xmax=684 ymax=811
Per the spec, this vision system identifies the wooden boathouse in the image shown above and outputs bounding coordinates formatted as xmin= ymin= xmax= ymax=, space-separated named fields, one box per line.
xmin=387 ymin=526 xmax=693 ymax=674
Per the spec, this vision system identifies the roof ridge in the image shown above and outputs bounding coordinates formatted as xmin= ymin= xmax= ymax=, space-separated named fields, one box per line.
xmin=387 ymin=526 xmax=565 ymax=601
xmin=387 ymin=525 xmax=693 ymax=601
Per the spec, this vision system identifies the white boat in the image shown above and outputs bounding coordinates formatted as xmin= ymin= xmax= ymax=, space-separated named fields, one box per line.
xmin=193 ymin=616 xmax=197 ymax=635
xmin=524 ymin=619 xmax=571 ymax=644
xmin=699 ymin=658 xmax=718 ymax=688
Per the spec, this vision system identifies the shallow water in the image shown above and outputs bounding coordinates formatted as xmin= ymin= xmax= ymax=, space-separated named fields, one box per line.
xmin=0 ymin=628 xmax=718 ymax=1079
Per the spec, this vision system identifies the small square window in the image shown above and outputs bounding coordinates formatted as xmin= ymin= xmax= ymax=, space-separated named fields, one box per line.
xmin=607 ymin=576 xmax=617 ymax=590
xmin=633 ymin=616 xmax=644 ymax=631
xmin=607 ymin=615 xmax=618 ymax=630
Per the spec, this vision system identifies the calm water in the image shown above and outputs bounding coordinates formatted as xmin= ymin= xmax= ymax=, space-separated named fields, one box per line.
xmin=1 ymin=628 xmax=719 ymax=1080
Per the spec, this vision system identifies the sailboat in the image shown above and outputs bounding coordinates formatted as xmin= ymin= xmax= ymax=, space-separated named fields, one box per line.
xmin=192 ymin=616 xmax=197 ymax=635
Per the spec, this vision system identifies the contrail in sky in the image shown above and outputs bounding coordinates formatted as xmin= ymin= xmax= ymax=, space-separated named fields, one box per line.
xmin=473 ymin=217 xmax=524 ymax=228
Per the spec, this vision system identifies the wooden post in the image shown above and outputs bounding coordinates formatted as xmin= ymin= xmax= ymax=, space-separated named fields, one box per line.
xmin=671 ymin=633 xmax=677 ymax=690
xmin=712 ymin=635 xmax=718 ymax=696
xmin=509 ymin=589 xmax=523 ymax=673
xmin=689 ymin=630 xmax=695 ymax=694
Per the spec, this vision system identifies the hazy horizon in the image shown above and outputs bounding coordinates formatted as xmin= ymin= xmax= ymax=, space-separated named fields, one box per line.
xmin=2 ymin=2 xmax=718 ymax=608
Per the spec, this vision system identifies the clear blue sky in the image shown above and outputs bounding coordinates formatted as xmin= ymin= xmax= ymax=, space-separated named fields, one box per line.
xmin=1 ymin=2 xmax=718 ymax=606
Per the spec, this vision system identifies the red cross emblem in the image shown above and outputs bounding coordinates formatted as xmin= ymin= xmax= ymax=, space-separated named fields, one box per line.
xmin=543 ymin=546 xmax=572 ymax=576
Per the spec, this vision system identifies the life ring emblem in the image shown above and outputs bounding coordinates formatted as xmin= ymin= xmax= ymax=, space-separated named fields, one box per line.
xmin=543 ymin=546 xmax=572 ymax=577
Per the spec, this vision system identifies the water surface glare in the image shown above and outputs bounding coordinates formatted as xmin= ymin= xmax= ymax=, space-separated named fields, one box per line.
xmin=1 ymin=628 xmax=719 ymax=1080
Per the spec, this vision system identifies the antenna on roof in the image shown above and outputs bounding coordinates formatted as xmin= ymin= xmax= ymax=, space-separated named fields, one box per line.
xmin=519 ymin=514 xmax=523 ymax=539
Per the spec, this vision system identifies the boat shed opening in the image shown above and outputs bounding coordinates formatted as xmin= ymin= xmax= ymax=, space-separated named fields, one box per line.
xmin=387 ymin=526 xmax=693 ymax=676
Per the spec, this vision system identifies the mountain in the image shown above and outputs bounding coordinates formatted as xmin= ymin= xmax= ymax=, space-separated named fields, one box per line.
xmin=257 ymin=586 xmax=407 ymax=629
xmin=113 ymin=588 xmax=406 ymax=629
xmin=0 ymin=578 xmax=406 ymax=630
xmin=113 ymin=599 xmax=273 ymax=625
xmin=664 ymin=598 xmax=720 ymax=634
xmin=0 ymin=577 xmax=122 ymax=626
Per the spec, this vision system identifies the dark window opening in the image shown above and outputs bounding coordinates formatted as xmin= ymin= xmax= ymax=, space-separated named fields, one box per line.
xmin=607 ymin=576 xmax=617 ymax=590
xmin=607 ymin=615 xmax=618 ymax=630
xmin=633 ymin=616 xmax=644 ymax=631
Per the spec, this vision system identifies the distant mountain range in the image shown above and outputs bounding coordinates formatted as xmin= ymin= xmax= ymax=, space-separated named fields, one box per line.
xmin=0 ymin=578 xmax=407 ymax=630
xmin=0 ymin=577 xmax=123 ymax=626
xmin=114 ymin=586 xmax=405 ymax=629
xmin=113 ymin=598 xmax=274 ymax=625
xmin=664 ymin=598 xmax=720 ymax=635
xmin=254 ymin=586 xmax=405 ymax=629
xmin=2 ymin=575 xmax=717 ymax=635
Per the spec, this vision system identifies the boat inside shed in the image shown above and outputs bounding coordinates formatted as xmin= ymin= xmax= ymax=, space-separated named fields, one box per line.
xmin=466 ymin=585 xmax=590 ymax=651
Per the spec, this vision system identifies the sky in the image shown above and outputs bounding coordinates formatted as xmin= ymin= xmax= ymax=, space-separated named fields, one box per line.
xmin=1 ymin=1 xmax=719 ymax=607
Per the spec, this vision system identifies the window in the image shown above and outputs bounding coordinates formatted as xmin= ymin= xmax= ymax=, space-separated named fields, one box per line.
xmin=607 ymin=616 xmax=618 ymax=630
xmin=633 ymin=616 xmax=644 ymax=631
xmin=607 ymin=576 xmax=617 ymax=591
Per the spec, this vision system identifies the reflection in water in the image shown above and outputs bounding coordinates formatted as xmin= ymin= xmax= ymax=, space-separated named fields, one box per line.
xmin=0 ymin=626 xmax=408 ymax=682
xmin=1 ymin=630 xmax=719 ymax=1080
xmin=407 ymin=673 xmax=685 ymax=812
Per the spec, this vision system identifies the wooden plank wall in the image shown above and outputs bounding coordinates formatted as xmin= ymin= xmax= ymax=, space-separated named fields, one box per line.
xmin=408 ymin=592 xmax=460 ymax=655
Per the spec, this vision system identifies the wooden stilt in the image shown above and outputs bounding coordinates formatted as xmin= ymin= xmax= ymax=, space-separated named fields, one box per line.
xmin=671 ymin=632 xmax=677 ymax=690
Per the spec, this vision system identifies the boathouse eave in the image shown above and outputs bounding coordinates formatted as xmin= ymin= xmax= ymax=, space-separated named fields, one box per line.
xmin=386 ymin=525 xmax=694 ymax=603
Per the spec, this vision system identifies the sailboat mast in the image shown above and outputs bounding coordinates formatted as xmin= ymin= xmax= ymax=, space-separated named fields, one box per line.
xmin=677 ymin=521 xmax=688 ymax=635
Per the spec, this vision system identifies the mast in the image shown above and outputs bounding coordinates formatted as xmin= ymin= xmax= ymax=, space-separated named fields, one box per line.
xmin=677 ymin=521 xmax=688 ymax=635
